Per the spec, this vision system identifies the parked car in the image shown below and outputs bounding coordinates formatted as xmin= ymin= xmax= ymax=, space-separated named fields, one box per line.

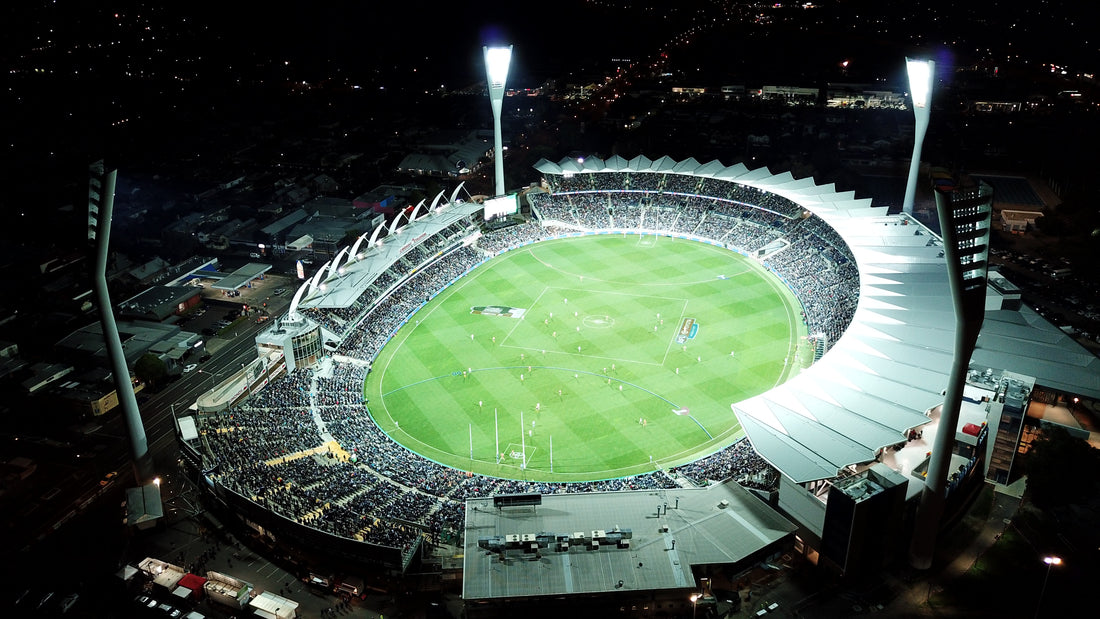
xmin=58 ymin=593 xmax=79 ymax=613
xmin=136 ymin=595 xmax=157 ymax=608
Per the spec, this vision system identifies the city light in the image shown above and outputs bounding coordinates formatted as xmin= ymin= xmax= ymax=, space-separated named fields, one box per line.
xmin=1036 ymin=555 xmax=1062 ymax=617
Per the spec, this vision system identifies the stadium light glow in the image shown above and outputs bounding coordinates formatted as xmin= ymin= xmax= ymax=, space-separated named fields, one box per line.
xmin=484 ymin=45 xmax=513 ymax=197
xmin=906 ymin=59 xmax=933 ymax=108
xmin=485 ymin=47 xmax=512 ymax=89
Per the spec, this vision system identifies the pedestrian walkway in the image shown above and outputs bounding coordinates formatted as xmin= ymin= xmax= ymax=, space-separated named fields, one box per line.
xmin=308 ymin=360 xmax=336 ymax=443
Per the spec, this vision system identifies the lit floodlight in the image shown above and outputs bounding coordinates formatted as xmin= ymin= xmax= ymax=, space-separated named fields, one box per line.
xmin=1043 ymin=556 xmax=1062 ymax=565
xmin=902 ymin=57 xmax=935 ymax=215
xmin=484 ymin=45 xmax=513 ymax=197
xmin=906 ymin=59 xmax=933 ymax=108
xmin=485 ymin=47 xmax=512 ymax=89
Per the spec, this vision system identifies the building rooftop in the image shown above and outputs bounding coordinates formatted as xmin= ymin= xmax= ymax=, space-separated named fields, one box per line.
xmin=212 ymin=263 xmax=272 ymax=291
xmin=461 ymin=482 xmax=796 ymax=601
xmin=118 ymin=285 xmax=201 ymax=320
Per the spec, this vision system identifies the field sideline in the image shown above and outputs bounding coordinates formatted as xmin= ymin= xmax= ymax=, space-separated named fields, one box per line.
xmin=363 ymin=234 xmax=807 ymax=482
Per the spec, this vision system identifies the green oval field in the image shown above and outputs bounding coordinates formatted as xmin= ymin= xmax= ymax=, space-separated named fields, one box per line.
xmin=364 ymin=234 xmax=807 ymax=482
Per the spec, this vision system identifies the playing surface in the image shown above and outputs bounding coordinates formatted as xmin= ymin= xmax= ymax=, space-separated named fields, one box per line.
xmin=364 ymin=234 xmax=807 ymax=482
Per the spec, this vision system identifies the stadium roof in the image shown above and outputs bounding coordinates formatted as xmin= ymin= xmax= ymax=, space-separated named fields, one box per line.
xmin=533 ymin=155 xmax=1100 ymax=484
xmin=296 ymin=196 xmax=483 ymax=310
xmin=461 ymin=482 xmax=796 ymax=601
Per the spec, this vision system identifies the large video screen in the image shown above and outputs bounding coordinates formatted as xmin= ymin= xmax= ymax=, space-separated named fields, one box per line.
xmin=484 ymin=194 xmax=518 ymax=220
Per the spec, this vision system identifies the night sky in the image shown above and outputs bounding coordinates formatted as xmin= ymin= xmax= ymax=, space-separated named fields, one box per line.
xmin=2 ymin=0 xmax=1100 ymax=294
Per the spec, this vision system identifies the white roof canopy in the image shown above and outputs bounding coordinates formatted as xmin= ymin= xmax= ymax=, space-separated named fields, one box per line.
xmin=534 ymin=155 xmax=1100 ymax=483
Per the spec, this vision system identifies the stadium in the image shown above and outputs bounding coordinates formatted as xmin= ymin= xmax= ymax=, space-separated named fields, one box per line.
xmin=177 ymin=155 xmax=1100 ymax=593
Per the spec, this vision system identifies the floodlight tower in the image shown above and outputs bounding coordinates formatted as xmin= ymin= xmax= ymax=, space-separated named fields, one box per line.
xmin=902 ymin=58 xmax=935 ymax=215
xmin=484 ymin=45 xmax=512 ymax=197
xmin=909 ymin=180 xmax=993 ymax=569
xmin=88 ymin=161 xmax=155 ymax=484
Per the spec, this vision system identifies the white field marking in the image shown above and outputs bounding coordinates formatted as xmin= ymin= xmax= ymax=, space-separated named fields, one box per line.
xmin=524 ymin=241 xmax=748 ymax=287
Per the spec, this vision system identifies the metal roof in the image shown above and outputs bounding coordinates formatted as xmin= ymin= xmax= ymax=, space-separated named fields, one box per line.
xmin=461 ymin=482 xmax=796 ymax=600
xmin=533 ymin=155 xmax=1100 ymax=483
xmin=212 ymin=263 xmax=273 ymax=291
xmin=297 ymin=198 xmax=483 ymax=310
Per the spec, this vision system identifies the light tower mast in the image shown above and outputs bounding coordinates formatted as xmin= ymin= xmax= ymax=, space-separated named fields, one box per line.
xmin=902 ymin=58 xmax=935 ymax=215
xmin=909 ymin=180 xmax=993 ymax=569
xmin=88 ymin=161 xmax=155 ymax=484
xmin=484 ymin=45 xmax=512 ymax=197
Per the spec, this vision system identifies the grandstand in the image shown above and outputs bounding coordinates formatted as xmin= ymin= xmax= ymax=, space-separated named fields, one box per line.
xmin=177 ymin=154 xmax=1100 ymax=577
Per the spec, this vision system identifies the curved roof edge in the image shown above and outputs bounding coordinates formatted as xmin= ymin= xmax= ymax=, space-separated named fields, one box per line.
xmin=531 ymin=157 xmax=1100 ymax=484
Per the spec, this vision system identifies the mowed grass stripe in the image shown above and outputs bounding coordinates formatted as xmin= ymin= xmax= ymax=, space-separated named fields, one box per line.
xmin=365 ymin=235 xmax=805 ymax=481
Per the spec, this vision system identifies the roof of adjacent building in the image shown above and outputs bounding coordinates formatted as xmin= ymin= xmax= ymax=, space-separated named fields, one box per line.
xmin=260 ymin=208 xmax=309 ymax=236
xmin=118 ymin=285 xmax=201 ymax=319
xmin=212 ymin=263 xmax=273 ymax=291
xmin=461 ymin=482 xmax=796 ymax=601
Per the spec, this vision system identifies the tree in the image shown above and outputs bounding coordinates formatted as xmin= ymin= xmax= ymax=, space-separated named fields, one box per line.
xmin=133 ymin=353 xmax=168 ymax=389
xmin=1033 ymin=207 xmax=1067 ymax=237
xmin=1026 ymin=425 xmax=1100 ymax=508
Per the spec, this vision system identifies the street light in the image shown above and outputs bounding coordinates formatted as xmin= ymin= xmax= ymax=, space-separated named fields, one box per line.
xmin=1035 ymin=556 xmax=1061 ymax=618
xmin=484 ymin=45 xmax=512 ymax=197
xmin=690 ymin=593 xmax=699 ymax=619
xmin=902 ymin=57 xmax=935 ymax=215
xmin=198 ymin=369 xmax=221 ymax=390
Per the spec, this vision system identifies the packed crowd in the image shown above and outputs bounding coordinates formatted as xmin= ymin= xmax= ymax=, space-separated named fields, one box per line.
xmin=198 ymin=407 xmax=323 ymax=473
xmin=473 ymin=221 xmax=553 ymax=255
xmin=669 ymin=438 xmax=779 ymax=489
xmin=297 ymin=219 xmax=476 ymax=341
xmin=531 ymin=184 xmax=859 ymax=346
xmin=763 ymin=220 xmax=860 ymax=346
xmin=611 ymin=202 xmax=644 ymax=228
xmin=545 ymin=171 xmax=804 ymax=218
xmin=570 ymin=193 xmax=615 ymax=228
xmin=188 ymin=192 xmax=828 ymax=559
xmin=663 ymin=173 xmax=702 ymax=194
